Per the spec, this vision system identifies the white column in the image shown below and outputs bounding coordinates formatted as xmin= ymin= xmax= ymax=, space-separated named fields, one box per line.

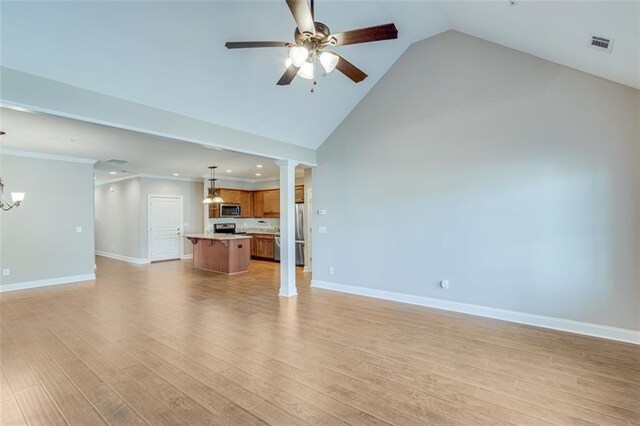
xmin=276 ymin=159 xmax=298 ymax=297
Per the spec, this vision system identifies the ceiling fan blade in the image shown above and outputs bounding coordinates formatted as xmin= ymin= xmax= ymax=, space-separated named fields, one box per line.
xmin=225 ymin=41 xmax=292 ymax=49
xmin=277 ymin=65 xmax=300 ymax=86
xmin=285 ymin=0 xmax=316 ymax=36
xmin=331 ymin=23 xmax=398 ymax=46
xmin=331 ymin=53 xmax=368 ymax=83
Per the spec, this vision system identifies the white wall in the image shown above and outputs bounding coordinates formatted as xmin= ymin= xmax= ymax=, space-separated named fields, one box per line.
xmin=313 ymin=31 xmax=640 ymax=332
xmin=1 ymin=153 xmax=95 ymax=287
xmin=94 ymin=176 xmax=203 ymax=260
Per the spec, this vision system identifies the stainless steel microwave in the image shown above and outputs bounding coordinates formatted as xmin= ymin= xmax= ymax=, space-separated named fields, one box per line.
xmin=219 ymin=204 xmax=242 ymax=217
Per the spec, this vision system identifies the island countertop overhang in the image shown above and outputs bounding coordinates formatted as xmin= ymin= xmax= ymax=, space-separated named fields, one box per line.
xmin=184 ymin=233 xmax=253 ymax=241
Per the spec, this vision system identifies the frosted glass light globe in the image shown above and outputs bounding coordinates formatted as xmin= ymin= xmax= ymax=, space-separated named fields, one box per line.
xmin=297 ymin=61 xmax=314 ymax=79
xmin=288 ymin=46 xmax=309 ymax=67
xmin=319 ymin=52 xmax=339 ymax=73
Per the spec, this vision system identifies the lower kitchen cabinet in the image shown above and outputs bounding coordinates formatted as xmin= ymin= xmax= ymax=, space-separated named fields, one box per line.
xmin=251 ymin=233 xmax=275 ymax=259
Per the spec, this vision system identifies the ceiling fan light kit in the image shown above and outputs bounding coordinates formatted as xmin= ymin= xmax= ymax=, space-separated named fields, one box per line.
xmin=289 ymin=46 xmax=309 ymax=67
xmin=225 ymin=0 xmax=398 ymax=91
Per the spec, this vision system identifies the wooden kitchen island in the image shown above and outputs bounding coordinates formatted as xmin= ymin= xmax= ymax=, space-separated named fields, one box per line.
xmin=185 ymin=234 xmax=252 ymax=274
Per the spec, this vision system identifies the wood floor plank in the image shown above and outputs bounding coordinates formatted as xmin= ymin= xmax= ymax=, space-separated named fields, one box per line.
xmin=1 ymin=257 xmax=638 ymax=426
xmin=1 ymin=369 xmax=28 ymax=426
xmin=13 ymin=384 xmax=68 ymax=426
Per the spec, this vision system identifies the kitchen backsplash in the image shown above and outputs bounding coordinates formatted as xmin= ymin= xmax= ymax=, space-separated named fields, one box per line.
xmin=207 ymin=217 xmax=279 ymax=232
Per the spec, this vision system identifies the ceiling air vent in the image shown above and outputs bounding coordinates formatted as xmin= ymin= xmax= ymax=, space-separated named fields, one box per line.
xmin=590 ymin=35 xmax=614 ymax=53
xmin=106 ymin=159 xmax=128 ymax=165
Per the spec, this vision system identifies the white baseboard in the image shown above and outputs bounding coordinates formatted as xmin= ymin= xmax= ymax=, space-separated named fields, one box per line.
xmin=95 ymin=251 xmax=150 ymax=265
xmin=311 ymin=279 xmax=640 ymax=345
xmin=1 ymin=274 xmax=96 ymax=293
xmin=181 ymin=254 xmax=193 ymax=260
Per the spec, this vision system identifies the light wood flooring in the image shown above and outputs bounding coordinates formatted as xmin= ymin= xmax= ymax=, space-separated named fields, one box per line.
xmin=1 ymin=257 xmax=639 ymax=425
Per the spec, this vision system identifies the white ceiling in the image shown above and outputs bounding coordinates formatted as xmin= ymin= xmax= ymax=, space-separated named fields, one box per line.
xmin=0 ymin=107 xmax=302 ymax=182
xmin=0 ymin=1 xmax=637 ymax=152
xmin=441 ymin=1 xmax=639 ymax=90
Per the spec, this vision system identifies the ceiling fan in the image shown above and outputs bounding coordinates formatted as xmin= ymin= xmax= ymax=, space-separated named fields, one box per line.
xmin=225 ymin=0 xmax=398 ymax=90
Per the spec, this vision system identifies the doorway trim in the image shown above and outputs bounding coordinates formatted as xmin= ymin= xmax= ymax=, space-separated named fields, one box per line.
xmin=147 ymin=194 xmax=184 ymax=262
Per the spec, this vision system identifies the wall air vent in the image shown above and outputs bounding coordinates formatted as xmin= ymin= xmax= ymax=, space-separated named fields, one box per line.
xmin=590 ymin=35 xmax=614 ymax=53
xmin=106 ymin=159 xmax=128 ymax=165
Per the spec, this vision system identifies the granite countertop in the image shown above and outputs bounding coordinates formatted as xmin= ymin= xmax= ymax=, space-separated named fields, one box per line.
xmin=239 ymin=228 xmax=280 ymax=235
xmin=184 ymin=233 xmax=253 ymax=241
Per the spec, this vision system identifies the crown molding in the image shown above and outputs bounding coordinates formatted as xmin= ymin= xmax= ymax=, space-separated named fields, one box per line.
xmin=138 ymin=173 xmax=202 ymax=183
xmin=213 ymin=174 xmax=279 ymax=183
xmin=0 ymin=148 xmax=97 ymax=164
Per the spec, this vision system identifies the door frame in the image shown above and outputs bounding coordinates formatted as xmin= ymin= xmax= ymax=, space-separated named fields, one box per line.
xmin=148 ymin=194 xmax=184 ymax=262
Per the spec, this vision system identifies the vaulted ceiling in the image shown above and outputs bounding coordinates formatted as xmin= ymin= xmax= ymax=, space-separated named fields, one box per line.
xmin=1 ymin=1 xmax=637 ymax=151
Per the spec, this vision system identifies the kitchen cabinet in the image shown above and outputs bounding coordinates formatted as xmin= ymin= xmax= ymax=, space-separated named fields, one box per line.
xmin=220 ymin=189 xmax=241 ymax=204
xmin=209 ymin=186 xmax=304 ymax=219
xmin=208 ymin=189 xmax=252 ymax=218
xmin=262 ymin=189 xmax=280 ymax=218
xmin=251 ymin=233 xmax=275 ymax=259
xmin=252 ymin=189 xmax=278 ymax=218
xmin=240 ymin=191 xmax=253 ymax=218
xmin=253 ymin=191 xmax=264 ymax=218
xmin=295 ymin=185 xmax=304 ymax=203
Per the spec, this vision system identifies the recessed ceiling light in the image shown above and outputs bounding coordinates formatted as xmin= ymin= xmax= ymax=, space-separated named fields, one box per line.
xmin=109 ymin=172 xmax=117 ymax=175
xmin=172 ymin=173 xmax=180 ymax=176
xmin=256 ymin=164 xmax=263 ymax=168
xmin=255 ymin=173 xmax=261 ymax=177
xmin=226 ymin=169 xmax=232 ymax=173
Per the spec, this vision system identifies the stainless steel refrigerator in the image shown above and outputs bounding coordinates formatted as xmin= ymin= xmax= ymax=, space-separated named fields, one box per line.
xmin=295 ymin=203 xmax=305 ymax=266
xmin=274 ymin=203 xmax=305 ymax=266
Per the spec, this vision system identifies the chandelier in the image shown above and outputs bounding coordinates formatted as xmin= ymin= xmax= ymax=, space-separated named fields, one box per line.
xmin=0 ymin=178 xmax=25 ymax=212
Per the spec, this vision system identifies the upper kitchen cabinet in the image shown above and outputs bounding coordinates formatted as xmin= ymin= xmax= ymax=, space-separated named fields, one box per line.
xmin=295 ymin=185 xmax=304 ymax=203
xmin=208 ymin=189 xmax=252 ymax=218
xmin=262 ymin=189 xmax=280 ymax=218
xmin=209 ymin=186 xmax=304 ymax=219
xmin=220 ymin=189 xmax=242 ymax=204
xmin=239 ymin=190 xmax=253 ymax=218
xmin=253 ymin=191 xmax=264 ymax=218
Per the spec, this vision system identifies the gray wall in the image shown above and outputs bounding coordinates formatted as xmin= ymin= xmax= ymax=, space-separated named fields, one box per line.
xmin=1 ymin=154 xmax=95 ymax=285
xmin=94 ymin=176 xmax=203 ymax=259
xmin=94 ymin=177 xmax=142 ymax=258
xmin=313 ymin=31 xmax=640 ymax=330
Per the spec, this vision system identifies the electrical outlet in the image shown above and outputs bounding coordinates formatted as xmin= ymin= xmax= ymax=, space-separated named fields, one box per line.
xmin=2 ymin=269 xmax=10 ymax=277
xmin=317 ymin=209 xmax=327 ymax=216
xmin=440 ymin=280 xmax=450 ymax=290
xmin=318 ymin=226 xmax=327 ymax=234
xmin=329 ymin=266 xmax=334 ymax=274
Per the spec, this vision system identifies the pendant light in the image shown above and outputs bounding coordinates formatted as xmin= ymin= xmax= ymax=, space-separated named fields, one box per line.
xmin=202 ymin=166 xmax=224 ymax=204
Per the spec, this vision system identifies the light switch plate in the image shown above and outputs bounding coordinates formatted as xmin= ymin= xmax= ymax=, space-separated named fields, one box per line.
xmin=76 ymin=226 xmax=82 ymax=233
xmin=2 ymin=269 xmax=10 ymax=277
xmin=318 ymin=226 xmax=327 ymax=234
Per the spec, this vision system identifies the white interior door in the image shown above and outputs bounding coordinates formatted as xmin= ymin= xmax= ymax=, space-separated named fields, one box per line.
xmin=149 ymin=195 xmax=183 ymax=261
